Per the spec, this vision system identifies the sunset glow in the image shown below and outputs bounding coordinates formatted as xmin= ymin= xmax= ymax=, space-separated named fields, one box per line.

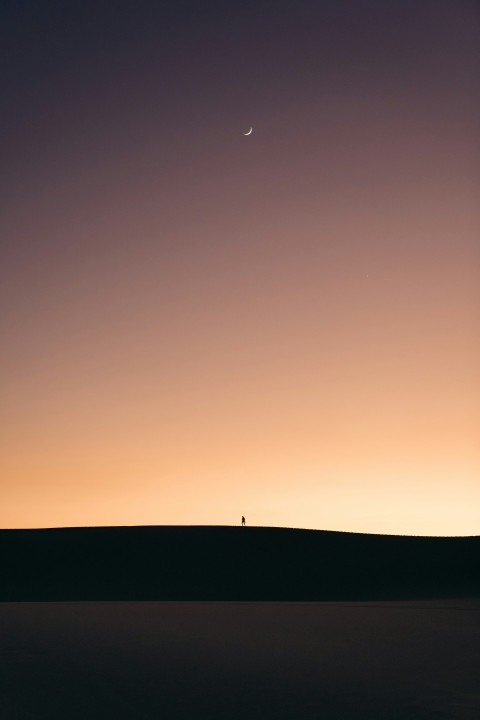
xmin=1 ymin=1 xmax=479 ymax=534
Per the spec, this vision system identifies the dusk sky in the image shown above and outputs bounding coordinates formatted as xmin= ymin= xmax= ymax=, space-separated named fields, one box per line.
xmin=1 ymin=1 xmax=479 ymax=534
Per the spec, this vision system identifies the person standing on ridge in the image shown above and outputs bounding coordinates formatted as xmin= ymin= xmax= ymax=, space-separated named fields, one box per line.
xmin=242 ymin=516 xmax=246 ymax=526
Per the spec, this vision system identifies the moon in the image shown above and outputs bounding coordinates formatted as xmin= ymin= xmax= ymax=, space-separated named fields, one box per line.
xmin=243 ymin=127 xmax=253 ymax=136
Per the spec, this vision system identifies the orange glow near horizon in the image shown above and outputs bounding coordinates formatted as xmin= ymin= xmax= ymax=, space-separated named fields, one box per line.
xmin=1 ymin=2 xmax=479 ymax=535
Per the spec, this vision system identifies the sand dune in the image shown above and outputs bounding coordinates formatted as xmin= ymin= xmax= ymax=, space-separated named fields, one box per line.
xmin=1 ymin=525 xmax=479 ymax=601
xmin=1 ymin=528 xmax=479 ymax=717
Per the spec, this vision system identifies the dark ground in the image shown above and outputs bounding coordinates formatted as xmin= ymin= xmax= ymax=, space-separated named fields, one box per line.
xmin=1 ymin=526 xmax=479 ymax=601
xmin=0 ymin=601 xmax=479 ymax=719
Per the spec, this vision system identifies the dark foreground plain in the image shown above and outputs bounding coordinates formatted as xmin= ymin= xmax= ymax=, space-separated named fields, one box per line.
xmin=1 ymin=600 xmax=479 ymax=719
xmin=1 ymin=526 xmax=479 ymax=600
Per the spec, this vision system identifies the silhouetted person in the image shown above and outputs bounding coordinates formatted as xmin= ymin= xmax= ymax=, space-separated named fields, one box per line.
xmin=242 ymin=516 xmax=246 ymax=526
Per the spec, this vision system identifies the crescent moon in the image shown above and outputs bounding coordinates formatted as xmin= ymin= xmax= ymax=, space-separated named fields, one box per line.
xmin=243 ymin=127 xmax=253 ymax=136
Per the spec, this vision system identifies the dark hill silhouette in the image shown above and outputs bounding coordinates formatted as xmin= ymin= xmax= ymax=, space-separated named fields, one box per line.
xmin=1 ymin=525 xmax=479 ymax=601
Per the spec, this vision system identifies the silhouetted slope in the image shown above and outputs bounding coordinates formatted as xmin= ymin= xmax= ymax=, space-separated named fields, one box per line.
xmin=1 ymin=526 xmax=479 ymax=601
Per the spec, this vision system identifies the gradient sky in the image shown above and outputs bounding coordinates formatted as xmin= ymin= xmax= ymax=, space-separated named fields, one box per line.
xmin=1 ymin=0 xmax=479 ymax=534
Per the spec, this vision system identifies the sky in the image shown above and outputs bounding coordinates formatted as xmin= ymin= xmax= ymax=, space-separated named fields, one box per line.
xmin=1 ymin=0 xmax=479 ymax=534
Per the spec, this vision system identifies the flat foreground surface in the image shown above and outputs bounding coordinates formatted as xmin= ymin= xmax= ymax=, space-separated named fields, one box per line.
xmin=1 ymin=601 xmax=479 ymax=719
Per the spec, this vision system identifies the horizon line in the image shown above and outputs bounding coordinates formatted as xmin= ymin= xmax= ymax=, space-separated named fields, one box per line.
xmin=1 ymin=523 xmax=478 ymax=539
